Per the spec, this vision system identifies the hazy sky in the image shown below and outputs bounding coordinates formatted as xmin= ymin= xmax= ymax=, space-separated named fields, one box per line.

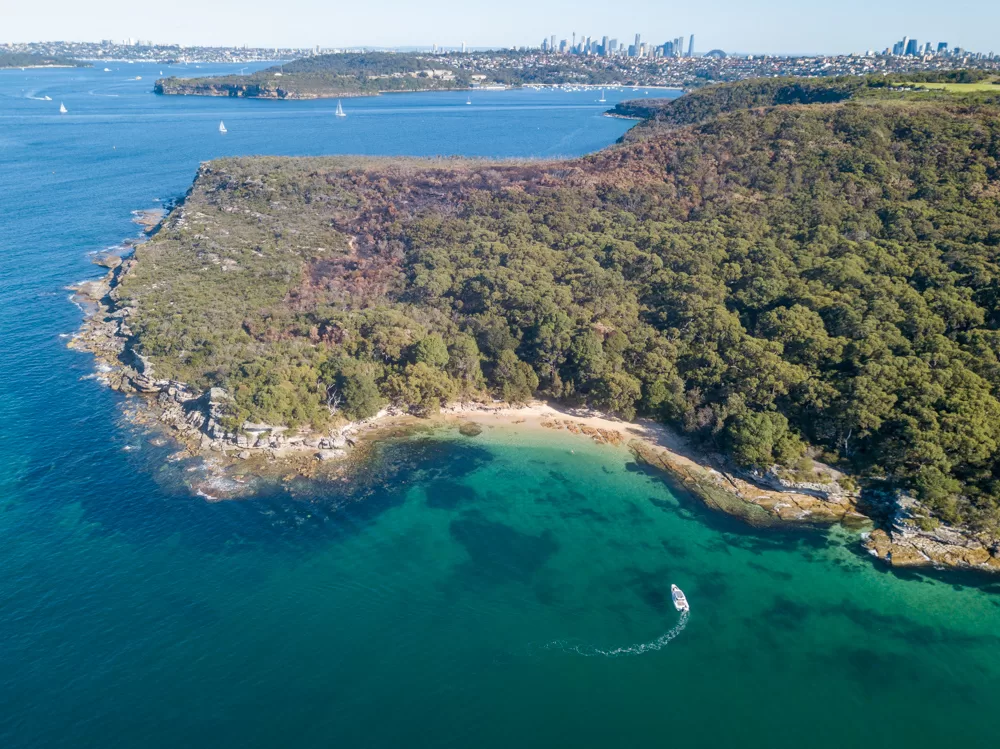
xmin=4 ymin=0 xmax=997 ymax=54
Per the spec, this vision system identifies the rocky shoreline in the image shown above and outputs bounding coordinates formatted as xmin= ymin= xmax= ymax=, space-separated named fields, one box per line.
xmin=153 ymin=80 xmax=467 ymax=99
xmin=68 ymin=210 xmax=1000 ymax=574
xmin=863 ymin=495 xmax=1000 ymax=573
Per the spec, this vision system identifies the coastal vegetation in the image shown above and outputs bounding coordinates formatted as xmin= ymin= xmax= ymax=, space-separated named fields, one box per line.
xmin=154 ymin=50 xmax=688 ymax=98
xmin=155 ymin=53 xmax=468 ymax=98
xmin=117 ymin=76 xmax=1000 ymax=531
xmin=0 ymin=52 xmax=88 ymax=69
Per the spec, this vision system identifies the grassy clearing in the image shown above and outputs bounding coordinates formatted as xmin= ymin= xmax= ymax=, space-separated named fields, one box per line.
xmin=894 ymin=79 xmax=1000 ymax=92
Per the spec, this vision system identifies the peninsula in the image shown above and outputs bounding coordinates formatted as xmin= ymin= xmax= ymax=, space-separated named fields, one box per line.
xmin=76 ymin=74 xmax=1000 ymax=571
xmin=153 ymin=49 xmax=1000 ymax=100
xmin=0 ymin=52 xmax=90 ymax=69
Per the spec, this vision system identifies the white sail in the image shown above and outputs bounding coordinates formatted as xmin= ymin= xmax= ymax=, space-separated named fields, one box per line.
xmin=335 ymin=100 xmax=346 ymax=117
xmin=59 ymin=103 xmax=67 ymax=114
xmin=218 ymin=120 xmax=227 ymax=134
xmin=598 ymin=89 xmax=606 ymax=103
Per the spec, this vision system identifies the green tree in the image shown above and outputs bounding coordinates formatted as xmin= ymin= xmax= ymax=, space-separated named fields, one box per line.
xmin=491 ymin=350 xmax=539 ymax=403
xmin=386 ymin=362 xmax=457 ymax=415
xmin=413 ymin=333 xmax=450 ymax=368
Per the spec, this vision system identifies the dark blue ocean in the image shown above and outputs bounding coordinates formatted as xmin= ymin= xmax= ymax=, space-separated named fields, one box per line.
xmin=2 ymin=62 xmax=1000 ymax=749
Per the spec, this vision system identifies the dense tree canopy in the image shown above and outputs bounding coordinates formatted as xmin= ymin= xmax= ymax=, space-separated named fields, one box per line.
xmin=119 ymin=78 xmax=1000 ymax=529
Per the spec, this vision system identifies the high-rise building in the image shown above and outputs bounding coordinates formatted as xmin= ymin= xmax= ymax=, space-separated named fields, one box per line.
xmin=687 ymin=34 xmax=695 ymax=57
xmin=608 ymin=38 xmax=618 ymax=54
xmin=634 ymin=33 xmax=641 ymax=50
xmin=461 ymin=41 xmax=467 ymax=53
xmin=937 ymin=41 xmax=948 ymax=54
xmin=550 ymin=35 xmax=556 ymax=51
xmin=905 ymin=38 xmax=919 ymax=55
xmin=923 ymin=41 xmax=932 ymax=55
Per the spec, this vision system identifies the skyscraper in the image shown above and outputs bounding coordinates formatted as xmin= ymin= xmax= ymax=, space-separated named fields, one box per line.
xmin=550 ymin=35 xmax=556 ymax=52
xmin=905 ymin=38 xmax=919 ymax=56
xmin=687 ymin=34 xmax=695 ymax=57
xmin=937 ymin=41 xmax=948 ymax=54
xmin=635 ymin=33 xmax=641 ymax=50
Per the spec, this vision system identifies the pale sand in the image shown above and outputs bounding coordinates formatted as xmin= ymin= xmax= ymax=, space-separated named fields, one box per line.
xmin=437 ymin=400 xmax=700 ymax=462
xmin=419 ymin=400 xmax=863 ymax=526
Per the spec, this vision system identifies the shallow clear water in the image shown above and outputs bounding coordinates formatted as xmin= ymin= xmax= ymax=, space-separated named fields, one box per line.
xmin=1 ymin=64 xmax=999 ymax=749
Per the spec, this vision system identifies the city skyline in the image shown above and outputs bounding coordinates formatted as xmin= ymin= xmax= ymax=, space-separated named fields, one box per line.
xmin=2 ymin=0 xmax=998 ymax=56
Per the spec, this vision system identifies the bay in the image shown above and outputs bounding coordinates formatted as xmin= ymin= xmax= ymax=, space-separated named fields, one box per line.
xmin=0 ymin=63 xmax=998 ymax=749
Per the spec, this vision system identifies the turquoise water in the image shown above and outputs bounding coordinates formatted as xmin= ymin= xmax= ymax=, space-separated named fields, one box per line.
xmin=2 ymin=64 xmax=1000 ymax=748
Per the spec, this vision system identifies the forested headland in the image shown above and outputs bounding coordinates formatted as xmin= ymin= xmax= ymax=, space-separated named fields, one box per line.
xmin=0 ymin=52 xmax=89 ymax=69
xmin=153 ymin=50 xmax=676 ymax=98
xmin=115 ymin=76 xmax=1000 ymax=531
xmin=156 ymin=53 xmax=480 ymax=98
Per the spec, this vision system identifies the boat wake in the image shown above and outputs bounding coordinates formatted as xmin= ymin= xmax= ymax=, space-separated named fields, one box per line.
xmin=544 ymin=610 xmax=689 ymax=657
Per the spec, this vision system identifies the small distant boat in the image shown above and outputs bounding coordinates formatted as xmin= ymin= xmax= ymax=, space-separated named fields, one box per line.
xmin=335 ymin=100 xmax=346 ymax=118
xmin=103 ymin=68 xmax=111 ymax=72
xmin=466 ymin=95 xmax=471 ymax=105
xmin=598 ymin=89 xmax=606 ymax=103
xmin=218 ymin=120 xmax=227 ymax=134
xmin=59 ymin=102 xmax=67 ymax=114
xmin=43 ymin=95 xmax=51 ymax=101
xmin=135 ymin=76 xmax=142 ymax=81
xmin=671 ymin=584 xmax=689 ymax=612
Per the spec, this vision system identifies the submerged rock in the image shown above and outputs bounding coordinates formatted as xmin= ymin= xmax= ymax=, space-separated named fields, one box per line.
xmin=459 ymin=422 xmax=483 ymax=437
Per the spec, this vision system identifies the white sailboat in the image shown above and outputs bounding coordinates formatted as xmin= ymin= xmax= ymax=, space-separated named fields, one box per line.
xmin=598 ymin=88 xmax=606 ymax=103
xmin=466 ymin=95 xmax=472 ymax=105
xmin=335 ymin=100 xmax=346 ymax=118
xmin=218 ymin=120 xmax=227 ymax=134
xmin=59 ymin=102 xmax=67 ymax=114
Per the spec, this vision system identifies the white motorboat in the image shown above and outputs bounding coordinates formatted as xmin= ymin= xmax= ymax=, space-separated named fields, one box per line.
xmin=671 ymin=584 xmax=689 ymax=612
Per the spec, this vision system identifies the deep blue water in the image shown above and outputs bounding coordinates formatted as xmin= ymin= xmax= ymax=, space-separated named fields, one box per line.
xmin=2 ymin=63 xmax=1000 ymax=749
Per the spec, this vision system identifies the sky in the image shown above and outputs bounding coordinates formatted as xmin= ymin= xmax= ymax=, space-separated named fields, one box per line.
xmin=3 ymin=0 xmax=997 ymax=55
